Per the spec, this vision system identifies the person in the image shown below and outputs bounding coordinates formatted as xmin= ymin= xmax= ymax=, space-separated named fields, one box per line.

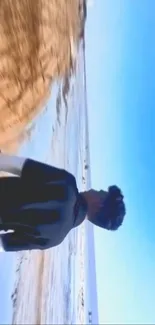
xmin=0 ymin=153 xmax=126 ymax=252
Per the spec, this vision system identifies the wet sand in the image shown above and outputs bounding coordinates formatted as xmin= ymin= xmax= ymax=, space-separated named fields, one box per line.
xmin=0 ymin=0 xmax=85 ymax=152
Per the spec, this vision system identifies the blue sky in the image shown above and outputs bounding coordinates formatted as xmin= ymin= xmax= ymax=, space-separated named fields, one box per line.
xmin=86 ymin=0 xmax=155 ymax=324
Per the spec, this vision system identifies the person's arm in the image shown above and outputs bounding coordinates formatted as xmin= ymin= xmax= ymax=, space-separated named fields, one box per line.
xmin=0 ymin=153 xmax=26 ymax=176
xmin=0 ymin=232 xmax=50 ymax=252
xmin=0 ymin=153 xmax=77 ymax=188
xmin=21 ymin=158 xmax=76 ymax=186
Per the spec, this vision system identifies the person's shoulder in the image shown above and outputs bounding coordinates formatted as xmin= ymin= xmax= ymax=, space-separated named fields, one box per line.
xmin=65 ymin=170 xmax=76 ymax=186
xmin=63 ymin=171 xmax=78 ymax=197
xmin=21 ymin=158 xmax=77 ymax=189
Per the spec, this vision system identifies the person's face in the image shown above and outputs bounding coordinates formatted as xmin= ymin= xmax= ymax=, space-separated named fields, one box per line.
xmin=86 ymin=189 xmax=108 ymax=219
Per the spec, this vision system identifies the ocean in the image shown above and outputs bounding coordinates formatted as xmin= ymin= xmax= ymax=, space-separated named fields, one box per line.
xmin=0 ymin=43 xmax=98 ymax=325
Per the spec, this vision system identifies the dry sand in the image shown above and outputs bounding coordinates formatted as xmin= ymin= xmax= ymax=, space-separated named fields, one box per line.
xmin=0 ymin=0 xmax=85 ymax=153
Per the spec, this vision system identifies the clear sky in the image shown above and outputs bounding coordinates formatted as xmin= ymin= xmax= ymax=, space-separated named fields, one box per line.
xmin=85 ymin=0 xmax=155 ymax=324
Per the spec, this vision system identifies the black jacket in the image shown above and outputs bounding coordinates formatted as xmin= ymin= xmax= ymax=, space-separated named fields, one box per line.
xmin=0 ymin=159 xmax=87 ymax=252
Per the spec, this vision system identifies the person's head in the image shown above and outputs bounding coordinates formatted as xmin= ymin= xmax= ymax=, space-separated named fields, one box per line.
xmin=82 ymin=185 xmax=126 ymax=231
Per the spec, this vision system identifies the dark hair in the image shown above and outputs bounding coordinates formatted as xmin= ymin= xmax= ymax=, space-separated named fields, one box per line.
xmin=95 ymin=185 xmax=126 ymax=231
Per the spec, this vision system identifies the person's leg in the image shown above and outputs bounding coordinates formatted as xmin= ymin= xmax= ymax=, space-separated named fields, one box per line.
xmin=0 ymin=232 xmax=47 ymax=252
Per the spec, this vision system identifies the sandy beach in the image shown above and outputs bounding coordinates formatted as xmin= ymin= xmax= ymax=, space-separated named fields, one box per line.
xmin=0 ymin=1 xmax=93 ymax=324
xmin=10 ymin=41 xmax=89 ymax=324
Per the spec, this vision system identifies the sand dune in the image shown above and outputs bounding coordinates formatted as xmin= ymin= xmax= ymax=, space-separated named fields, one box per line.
xmin=0 ymin=0 xmax=84 ymax=152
